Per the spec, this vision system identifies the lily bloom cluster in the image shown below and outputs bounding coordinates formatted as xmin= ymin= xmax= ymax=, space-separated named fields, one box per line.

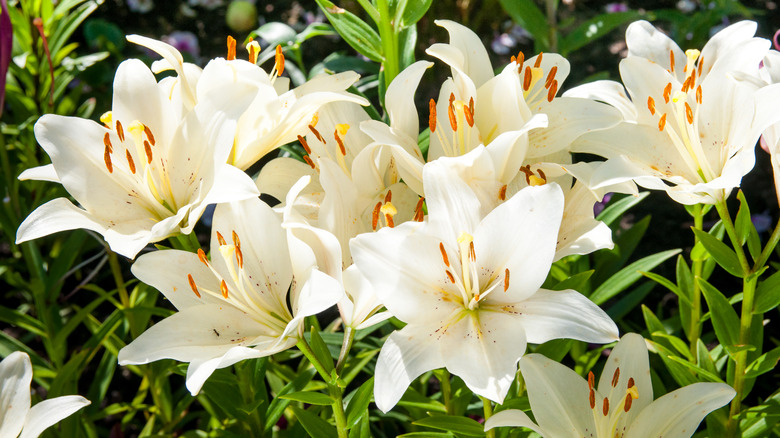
xmin=16 ymin=17 xmax=778 ymax=432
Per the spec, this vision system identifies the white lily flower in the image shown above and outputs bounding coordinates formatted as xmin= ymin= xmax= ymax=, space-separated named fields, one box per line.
xmin=0 ymin=351 xmax=90 ymax=438
xmin=350 ymin=160 xmax=619 ymax=412
xmin=16 ymin=57 xmax=260 ymax=259
xmin=758 ymin=50 xmax=780 ymax=205
xmin=485 ymin=333 xmax=736 ymax=438
xmin=362 ymin=20 xmax=622 ymax=197
xmin=571 ymin=20 xmax=780 ymax=204
xmin=117 ymin=195 xmax=343 ymax=394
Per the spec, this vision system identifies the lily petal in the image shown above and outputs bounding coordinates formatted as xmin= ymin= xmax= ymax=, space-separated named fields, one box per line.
xmin=0 ymin=351 xmax=32 ymax=438
xmin=20 ymin=396 xmax=90 ymax=438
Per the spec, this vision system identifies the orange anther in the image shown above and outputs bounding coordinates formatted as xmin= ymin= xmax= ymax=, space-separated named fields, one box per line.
xmin=523 ymin=66 xmax=532 ymax=90
xmin=589 ymin=388 xmax=596 ymax=409
xmin=384 ymin=190 xmax=392 ymax=203
xmin=698 ymin=57 xmax=704 ymax=77
xmin=372 ymin=201 xmax=381 ymax=230
xmin=503 ymin=268 xmax=510 ymax=292
xmin=624 ymin=392 xmax=634 ymax=412
xmin=303 ymin=155 xmax=316 ymax=169
xmin=602 ymin=397 xmax=610 ymax=416
xmin=125 ymin=150 xmax=136 ymax=174
xmin=144 ymin=140 xmax=153 ymax=164
xmin=469 ymin=241 xmax=476 ymax=261
xmin=647 ymin=96 xmax=656 ymax=115
xmin=103 ymin=132 xmax=113 ymax=153
xmin=547 ymin=80 xmax=558 ymax=102
xmin=685 ymin=102 xmax=693 ymax=124
xmin=628 ymin=377 xmax=635 ymax=388
xmin=516 ymin=51 xmax=524 ymax=68
xmin=446 ymin=270 xmax=456 ymax=283
xmin=232 ymin=230 xmax=241 ymax=248
xmin=216 ymin=231 xmax=227 ymax=246
xmin=696 ymin=85 xmax=702 ymax=104
xmin=612 ymin=367 xmax=620 ymax=387
xmin=669 ymin=49 xmax=675 ymax=73
xmin=429 ymin=98 xmax=437 ymax=133
xmin=448 ymin=101 xmax=458 ymax=131
xmin=545 ymin=66 xmax=558 ymax=88
xmin=188 ymin=274 xmax=201 ymax=298
xmin=275 ymin=45 xmax=285 ymax=76
xmin=335 ymin=130 xmax=347 ymax=156
xmin=588 ymin=371 xmax=595 ymax=389
xmin=104 ymin=147 xmax=113 ymax=173
xmin=143 ymin=124 xmax=155 ymax=146
xmin=298 ymin=135 xmax=312 ymax=154
xmin=414 ymin=197 xmax=425 ymax=222
xmin=309 ymin=124 xmax=325 ymax=143
xmin=197 ymin=248 xmax=209 ymax=266
xmin=498 ymin=184 xmax=507 ymax=201
xmin=115 ymin=120 xmax=125 ymax=142
xmin=227 ymin=36 xmax=236 ymax=60
xmin=384 ymin=213 xmax=394 ymax=228
xmin=235 ymin=246 xmax=244 ymax=269
xmin=439 ymin=242 xmax=450 ymax=267
xmin=663 ymin=82 xmax=672 ymax=104
xmin=534 ymin=52 xmax=543 ymax=68
xmin=220 ymin=279 xmax=229 ymax=298
xmin=658 ymin=113 xmax=667 ymax=131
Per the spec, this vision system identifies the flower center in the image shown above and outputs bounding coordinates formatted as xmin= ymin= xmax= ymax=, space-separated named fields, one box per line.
xmin=429 ymin=93 xmax=476 ymax=157
xmin=586 ymin=368 xmax=640 ymax=438
xmin=644 ymin=48 xmax=716 ymax=182
xmin=186 ymin=230 xmax=291 ymax=332
xmin=100 ymin=111 xmax=180 ymax=217
xmin=437 ymin=232 xmax=510 ymax=311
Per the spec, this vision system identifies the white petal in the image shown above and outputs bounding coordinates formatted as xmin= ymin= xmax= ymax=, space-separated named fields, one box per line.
xmin=519 ymin=353 xmax=596 ymax=438
xmin=256 ymin=157 xmax=319 ymax=203
xmin=18 ymin=164 xmax=59 ymax=182
xmin=118 ymin=304 xmax=276 ymax=366
xmin=431 ymin=20 xmax=494 ymax=89
xmin=385 ymin=61 xmax=433 ymax=140
xmin=513 ymin=289 xmax=619 ymax=344
xmin=20 ymin=396 xmax=90 ymax=438
xmin=439 ymin=311 xmax=528 ymax=403
xmin=374 ymin=326 xmax=445 ymax=413
xmin=597 ymin=333 xmax=653 ymax=419
xmin=0 ymin=351 xmax=32 ymax=438
xmin=484 ymin=409 xmax=545 ymax=435
xmin=626 ymin=383 xmax=735 ymax=438
xmin=563 ymin=80 xmax=637 ymax=121
xmin=197 ymin=164 xmax=260 ymax=213
xmin=475 ymin=184 xmax=563 ymax=303
xmin=184 ymin=346 xmax=269 ymax=395
xmin=111 ymin=59 xmax=174 ymax=137
xmin=625 ymin=21 xmax=685 ymax=76
xmin=131 ymin=250 xmax=223 ymax=310
xmin=423 ymin=157 xmax=483 ymax=242
xmin=281 ymin=268 xmax=344 ymax=342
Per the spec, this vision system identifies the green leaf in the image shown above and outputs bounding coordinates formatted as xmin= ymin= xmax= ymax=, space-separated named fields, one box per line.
xmin=345 ymin=377 xmax=373 ymax=427
xmin=498 ymin=0 xmax=550 ymax=51
xmin=289 ymin=405 xmax=338 ymax=438
xmin=264 ymin=368 xmax=317 ymax=430
xmin=754 ymin=269 xmax=780 ymax=314
xmin=641 ymin=304 xmax=666 ymax=336
xmin=589 ymin=249 xmax=681 ymax=305
xmin=647 ymin=340 xmax=699 ymax=387
xmin=315 ymin=0 xmax=383 ymax=62
xmin=665 ymin=355 xmax=725 ymax=383
xmin=698 ymin=277 xmax=740 ymax=353
xmin=596 ymin=192 xmax=649 ymax=228
xmin=279 ymin=391 xmax=334 ymax=406
xmin=399 ymin=0 xmax=433 ymax=27
xmin=309 ymin=327 xmax=335 ymax=374
xmin=640 ymin=270 xmax=690 ymax=306
xmin=398 ymin=433 xmax=454 ymax=438
xmin=551 ymin=270 xmax=593 ymax=292
xmin=412 ymin=415 xmax=485 ymax=436
xmin=692 ymin=227 xmax=744 ymax=277
xmin=560 ymin=11 xmax=643 ymax=55
xmin=745 ymin=346 xmax=780 ymax=379
xmin=735 ymin=190 xmax=752 ymax=246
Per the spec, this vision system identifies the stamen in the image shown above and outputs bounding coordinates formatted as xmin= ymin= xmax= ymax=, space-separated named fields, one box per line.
xmin=627 ymin=377 xmax=635 ymax=389
xmin=534 ymin=52 xmax=543 ymax=68
xmin=516 ymin=51 xmax=524 ymax=68
xmin=588 ymin=371 xmax=595 ymax=389
xmin=669 ymin=49 xmax=675 ymax=73
xmin=439 ymin=242 xmax=450 ymax=267
xmin=429 ymin=99 xmax=437 ymax=133
xmin=309 ymin=124 xmax=325 ymax=143
xmin=103 ymin=132 xmax=113 ymax=153
xmin=334 ymin=129 xmax=347 ymax=155
xmin=464 ymin=101 xmax=474 ymax=127
xmin=469 ymin=241 xmax=476 ymax=261
xmin=446 ymin=270 xmax=456 ymax=283
xmin=188 ymin=274 xmax=201 ymax=298
xmin=298 ymin=135 xmax=312 ymax=154
xmin=498 ymin=184 xmax=507 ymax=201
xmin=275 ymin=45 xmax=285 ymax=76
xmin=384 ymin=190 xmax=392 ymax=203
xmin=611 ymin=367 xmax=620 ymax=387
xmin=519 ymin=165 xmax=534 ymax=184
xmin=414 ymin=197 xmax=425 ymax=222
xmin=545 ymin=66 xmax=558 ymax=88
xmin=589 ymin=389 xmax=596 ymax=409
xmin=143 ymin=125 xmax=155 ymax=146
xmin=696 ymin=85 xmax=702 ymax=104
xmin=100 ymin=111 xmax=112 ymax=128
xmin=104 ymin=147 xmax=113 ymax=173
xmin=449 ymin=93 xmax=455 ymax=107
xmin=381 ymin=202 xmax=397 ymax=228
xmin=546 ymin=80 xmax=558 ymax=102
xmin=197 ymin=248 xmax=209 ymax=266
xmin=125 ymin=149 xmax=136 ymax=174
xmin=232 ymin=231 xmax=241 ymax=249
xmin=647 ymin=96 xmax=656 ymax=115
xmin=468 ymin=97 xmax=475 ymax=120
xmin=115 ymin=120 xmax=125 ymax=142
xmin=663 ymin=82 xmax=672 ymax=104
xmin=685 ymin=102 xmax=693 ymax=124
xmin=216 ymin=231 xmax=227 ymax=246
xmin=372 ymin=201 xmax=381 ymax=230
xmin=220 ymin=279 xmax=229 ymax=298
xmin=537 ymin=169 xmax=546 ymax=180
xmin=529 ymin=175 xmax=546 ymax=186
xmin=448 ymin=100 xmax=458 ymax=131
xmin=624 ymin=392 xmax=634 ymax=412
xmin=235 ymin=246 xmax=244 ymax=269
xmin=144 ymin=140 xmax=153 ymax=164
xmin=503 ymin=268 xmax=510 ymax=292
xmin=602 ymin=397 xmax=609 ymax=416
xmin=227 ymin=36 xmax=236 ymax=60
xmin=336 ymin=123 xmax=350 ymax=137
xmin=303 ymin=155 xmax=316 ymax=169
xmin=658 ymin=113 xmax=667 ymax=131
xmin=698 ymin=56 xmax=704 ymax=77
xmin=523 ymin=66 xmax=532 ymax=90
xmin=247 ymin=40 xmax=260 ymax=64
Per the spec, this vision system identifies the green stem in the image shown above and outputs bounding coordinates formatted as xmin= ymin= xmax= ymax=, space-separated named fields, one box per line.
xmin=437 ymin=369 xmax=452 ymax=414
xmin=726 ymin=274 xmax=757 ymax=438
xmin=544 ymin=0 xmax=558 ymax=52
xmin=689 ymin=204 xmax=704 ymax=359
xmin=753 ymin=218 xmax=780 ymax=270
xmin=296 ymin=338 xmax=332 ymax=381
xmin=480 ymin=396 xmax=495 ymax=438
xmin=107 ymin=249 xmax=130 ymax=308
xmin=714 ymin=200 xmax=751 ymax=274
xmin=335 ymin=326 xmax=355 ymax=375
xmin=376 ymin=0 xmax=399 ymax=88
xmin=329 ymin=383 xmax=349 ymax=438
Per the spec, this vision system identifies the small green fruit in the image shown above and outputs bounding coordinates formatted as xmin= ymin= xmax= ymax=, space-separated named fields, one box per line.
xmin=226 ymin=1 xmax=258 ymax=33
